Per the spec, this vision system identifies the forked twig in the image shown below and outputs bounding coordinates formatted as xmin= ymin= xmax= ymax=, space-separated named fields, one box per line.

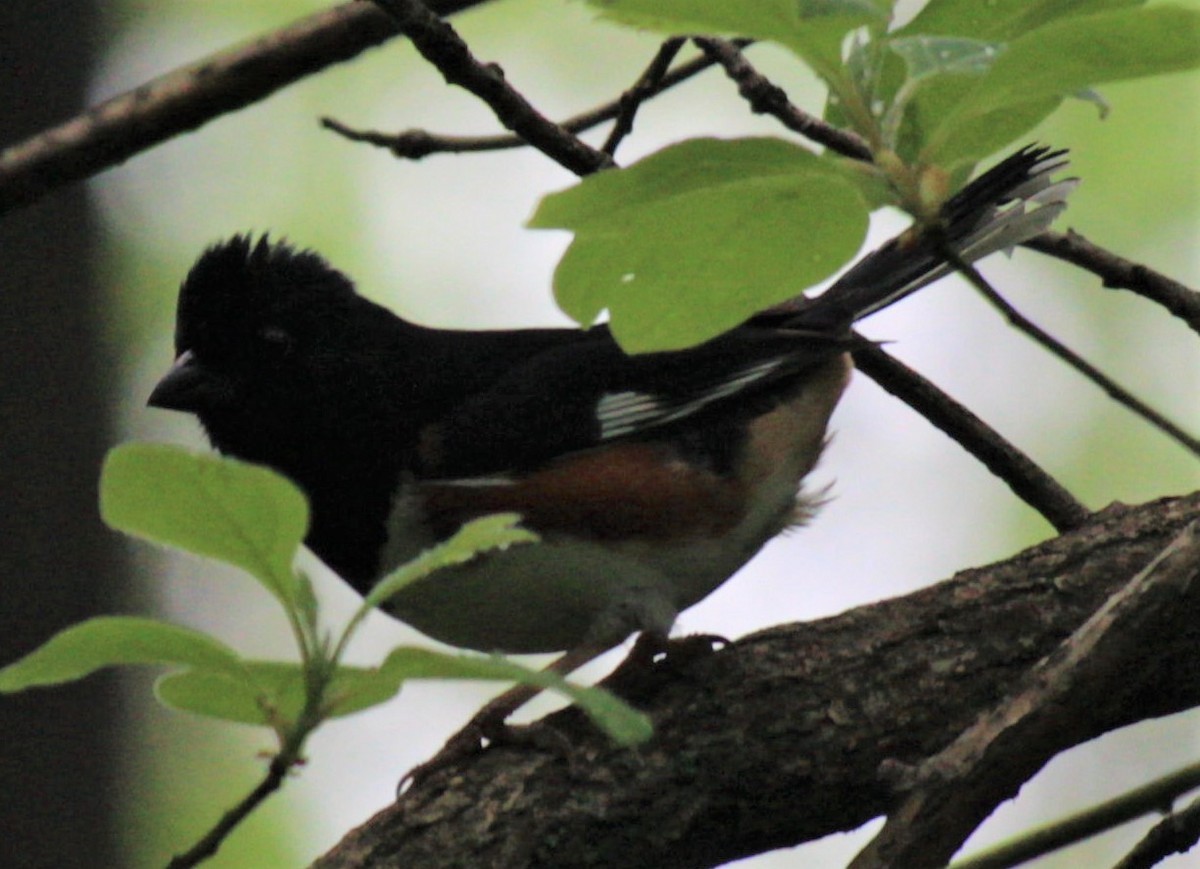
xmin=937 ymin=239 xmax=1200 ymax=458
xmin=321 ymin=39 xmax=739 ymax=160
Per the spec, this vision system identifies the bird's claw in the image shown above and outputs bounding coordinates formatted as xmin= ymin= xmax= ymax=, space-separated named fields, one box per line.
xmin=398 ymin=718 xmax=491 ymax=794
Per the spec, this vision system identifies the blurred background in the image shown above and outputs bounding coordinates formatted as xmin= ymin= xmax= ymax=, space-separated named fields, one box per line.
xmin=1 ymin=1 xmax=1197 ymax=866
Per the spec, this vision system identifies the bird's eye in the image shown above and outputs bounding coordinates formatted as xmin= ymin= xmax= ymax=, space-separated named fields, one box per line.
xmin=257 ymin=325 xmax=295 ymax=355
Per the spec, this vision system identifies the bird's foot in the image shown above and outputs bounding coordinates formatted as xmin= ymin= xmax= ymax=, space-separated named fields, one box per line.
xmin=398 ymin=702 xmax=510 ymax=794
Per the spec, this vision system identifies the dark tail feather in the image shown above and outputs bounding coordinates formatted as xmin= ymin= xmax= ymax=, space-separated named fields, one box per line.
xmin=794 ymin=145 xmax=1076 ymax=331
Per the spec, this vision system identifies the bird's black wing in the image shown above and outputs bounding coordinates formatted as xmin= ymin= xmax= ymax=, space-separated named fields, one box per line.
xmin=419 ymin=326 xmax=860 ymax=478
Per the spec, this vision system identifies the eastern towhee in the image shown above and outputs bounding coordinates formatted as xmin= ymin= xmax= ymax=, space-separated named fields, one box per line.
xmin=148 ymin=145 xmax=1073 ymax=777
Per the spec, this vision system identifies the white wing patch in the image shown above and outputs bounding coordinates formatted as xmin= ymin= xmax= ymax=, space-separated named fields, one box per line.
xmin=596 ymin=357 xmax=786 ymax=440
xmin=595 ymin=391 xmax=665 ymax=439
xmin=422 ymin=475 xmax=516 ymax=487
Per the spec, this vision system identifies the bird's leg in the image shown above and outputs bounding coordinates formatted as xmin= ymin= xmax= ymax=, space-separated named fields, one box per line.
xmin=399 ymin=641 xmax=614 ymax=792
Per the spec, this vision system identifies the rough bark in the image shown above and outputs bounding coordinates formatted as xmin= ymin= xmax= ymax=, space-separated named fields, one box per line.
xmin=314 ymin=492 xmax=1200 ymax=869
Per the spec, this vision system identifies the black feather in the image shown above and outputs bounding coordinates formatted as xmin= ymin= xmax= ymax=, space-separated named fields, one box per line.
xmin=150 ymin=146 xmax=1071 ymax=591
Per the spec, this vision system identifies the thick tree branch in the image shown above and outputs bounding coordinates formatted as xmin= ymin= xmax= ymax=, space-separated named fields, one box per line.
xmin=0 ymin=0 xmax=489 ymax=216
xmin=314 ymin=492 xmax=1200 ymax=869
xmin=850 ymin=521 xmax=1200 ymax=868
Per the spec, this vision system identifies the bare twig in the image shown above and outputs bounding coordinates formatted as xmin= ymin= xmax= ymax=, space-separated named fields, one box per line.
xmin=937 ymin=241 xmax=1200 ymax=458
xmin=320 ymin=116 xmax=518 ymax=157
xmin=167 ymin=753 xmax=297 ymax=868
xmin=322 ymin=38 xmax=726 ymax=160
xmin=1025 ymin=229 xmax=1200 ymax=336
xmin=1114 ymin=792 xmax=1200 ymax=869
xmin=369 ymin=0 xmax=612 ymax=176
xmin=691 ymin=37 xmax=872 ymax=161
xmin=600 ymin=38 xmax=686 ymax=156
xmin=852 ymin=343 xmax=1091 ymax=533
xmin=849 ymin=522 xmax=1200 ymax=869
xmin=950 ymin=762 xmax=1200 ymax=869
xmin=0 ymin=2 xmax=486 ymax=216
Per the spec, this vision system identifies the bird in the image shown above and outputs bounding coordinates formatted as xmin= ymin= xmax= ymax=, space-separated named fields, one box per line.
xmin=148 ymin=145 xmax=1073 ymax=777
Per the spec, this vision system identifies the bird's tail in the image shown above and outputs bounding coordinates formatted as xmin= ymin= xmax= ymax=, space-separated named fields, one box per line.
xmin=794 ymin=145 xmax=1076 ymax=331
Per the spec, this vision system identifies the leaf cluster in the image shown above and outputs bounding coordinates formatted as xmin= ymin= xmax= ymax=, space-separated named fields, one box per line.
xmin=0 ymin=445 xmax=649 ymax=763
xmin=533 ymin=0 xmax=1200 ymax=350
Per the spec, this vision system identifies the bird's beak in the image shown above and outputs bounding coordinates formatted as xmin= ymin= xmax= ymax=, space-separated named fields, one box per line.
xmin=148 ymin=350 xmax=214 ymax=412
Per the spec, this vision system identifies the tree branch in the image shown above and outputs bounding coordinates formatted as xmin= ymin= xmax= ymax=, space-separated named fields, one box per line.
xmin=313 ymin=492 xmax=1200 ymax=869
xmin=599 ymin=38 xmax=686 ymax=157
xmin=938 ymin=241 xmax=1200 ymax=459
xmin=369 ymin=0 xmax=612 ymax=176
xmin=1114 ymin=791 xmax=1200 ymax=869
xmin=691 ymin=37 xmax=872 ymax=161
xmin=168 ymin=754 xmax=296 ymax=869
xmin=951 ymin=762 xmax=1200 ymax=869
xmin=852 ymin=344 xmax=1091 ymax=533
xmin=1025 ymin=229 xmax=1200 ymax=337
xmin=0 ymin=1 xmax=464 ymax=216
xmin=321 ymin=38 xmax=733 ymax=161
xmin=850 ymin=520 xmax=1200 ymax=868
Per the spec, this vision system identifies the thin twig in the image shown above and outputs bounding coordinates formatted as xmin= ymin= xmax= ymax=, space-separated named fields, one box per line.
xmin=601 ymin=38 xmax=686 ymax=157
xmin=167 ymin=654 xmax=334 ymax=868
xmin=1025 ymin=229 xmax=1200 ymax=336
xmin=0 ymin=2 xmax=489 ymax=216
xmin=950 ymin=761 xmax=1200 ymax=869
xmin=369 ymin=0 xmax=612 ymax=176
xmin=322 ymin=39 xmax=737 ymax=160
xmin=852 ymin=343 xmax=1091 ymax=532
xmin=1114 ymin=792 xmax=1200 ymax=869
xmin=691 ymin=37 xmax=872 ymax=161
xmin=167 ymin=753 xmax=297 ymax=868
xmin=936 ymin=240 xmax=1200 ymax=458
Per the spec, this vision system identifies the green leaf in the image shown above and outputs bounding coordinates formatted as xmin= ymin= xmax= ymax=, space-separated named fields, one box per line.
xmin=888 ymin=35 xmax=1004 ymax=80
xmin=832 ymin=33 xmax=907 ymax=150
xmin=898 ymin=0 xmax=1145 ymax=42
xmin=924 ymin=6 xmax=1200 ymax=165
xmin=882 ymin=35 xmax=1006 ymax=147
xmin=364 ymin=514 xmax=538 ymax=610
xmin=0 ymin=616 xmax=247 ymax=693
xmin=100 ymin=443 xmax=309 ymax=607
xmin=155 ymin=667 xmax=281 ymax=727
xmin=322 ymin=665 xmax=410 ymax=718
xmin=893 ymin=69 xmax=1061 ymax=164
xmin=584 ymin=0 xmax=884 ymax=81
xmin=380 ymin=647 xmax=653 ymax=746
xmin=154 ymin=661 xmax=399 ymax=726
xmin=920 ymin=93 xmax=1063 ymax=167
xmin=531 ymin=138 xmax=868 ymax=352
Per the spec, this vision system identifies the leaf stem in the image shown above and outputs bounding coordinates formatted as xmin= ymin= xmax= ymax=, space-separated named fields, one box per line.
xmin=166 ymin=750 xmax=299 ymax=869
xmin=168 ymin=643 xmax=334 ymax=867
